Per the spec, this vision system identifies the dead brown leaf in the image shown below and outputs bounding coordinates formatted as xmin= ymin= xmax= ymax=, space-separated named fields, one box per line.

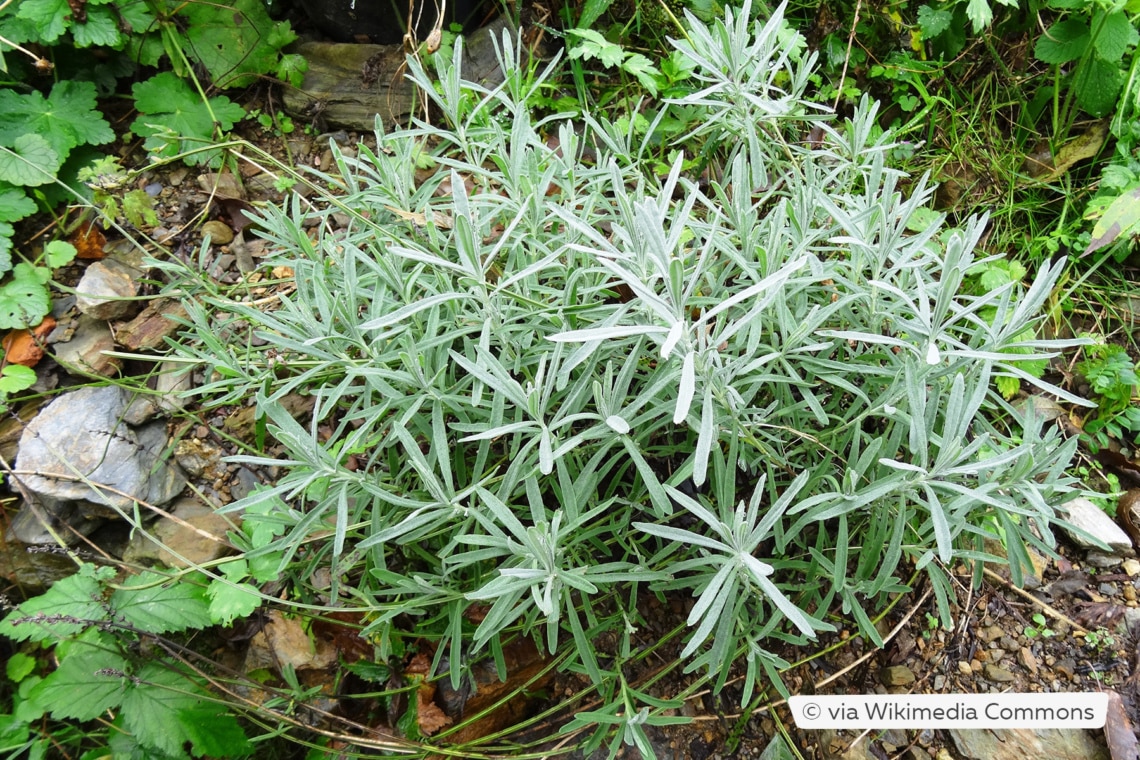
xmin=71 ymin=221 xmax=106 ymax=260
xmin=416 ymin=689 xmax=452 ymax=736
xmin=2 ymin=316 xmax=56 ymax=367
xmin=1104 ymin=691 xmax=1139 ymax=760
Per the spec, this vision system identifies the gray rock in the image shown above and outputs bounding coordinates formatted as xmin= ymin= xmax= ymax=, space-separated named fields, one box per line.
xmin=1058 ymin=497 xmax=1133 ymax=555
xmin=12 ymin=386 xmax=185 ymax=543
xmin=75 ymin=260 xmax=139 ymax=320
xmin=949 ymin=727 xmax=1108 ymax=760
xmin=53 ymin=316 xmax=121 ymax=377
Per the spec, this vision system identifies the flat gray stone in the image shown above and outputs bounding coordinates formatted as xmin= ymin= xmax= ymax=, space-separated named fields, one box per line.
xmin=1058 ymin=497 xmax=1132 ymax=555
xmin=950 ymin=727 xmax=1107 ymax=760
xmin=13 ymin=386 xmax=185 ymax=540
xmin=53 ymin=316 xmax=121 ymax=377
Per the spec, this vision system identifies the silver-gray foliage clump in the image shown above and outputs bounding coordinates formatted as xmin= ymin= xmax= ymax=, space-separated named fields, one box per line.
xmin=165 ymin=0 xmax=1082 ymax=737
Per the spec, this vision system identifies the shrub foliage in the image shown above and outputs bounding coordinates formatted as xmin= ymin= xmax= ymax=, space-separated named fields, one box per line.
xmin=160 ymin=0 xmax=1082 ymax=736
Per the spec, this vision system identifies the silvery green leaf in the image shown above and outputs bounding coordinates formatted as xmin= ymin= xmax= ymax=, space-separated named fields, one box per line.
xmin=539 ymin=425 xmax=554 ymax=475
xmin=675 ymin=350 xmax=696 ymax=424
xmin=548 ymin=325 xmax=666 ymax=343
xmin=753 ymin=574 xmax=820 ymax=638
xmin=661 ymin=320 xmax=684 ymax=359
xmin=605 ymin=415 xmax=630 ymax=434
xmin=693 ymin=386 xmax=716 ymax=487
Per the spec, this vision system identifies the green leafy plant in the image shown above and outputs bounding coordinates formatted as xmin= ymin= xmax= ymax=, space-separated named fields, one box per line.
xmin=963 ymin=257 xmax=1049 ymax=399
xmin=1083 ymin=625 xmax=1115 ymax=651
xmin=1033 ymin=0 xmax=1139 ymax=136
xmin=566 ymin=29 xmax=664 ymax=95
xmin=0 ymin=79 xmax=112 ymax=285
xmin=0 ymin=564 xmax=253 ymax=759
xmin=78 ymin=156 xmax=161 ymax=230
xmin=156 ymin=2 xmax=1085 ymax=751
xmin=1023 ymin=611 xmax=1057 ymax=639
xmin=131 ymin=72 xmax=247 ymax=167
xmin=1077 ymin=340 xmax=1140 ymax=450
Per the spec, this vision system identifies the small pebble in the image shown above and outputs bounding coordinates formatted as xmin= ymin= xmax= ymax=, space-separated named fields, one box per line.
xmin=202 ymin=220 xmax=234 ymax=245
xmin=1124 ymin=584 xmax=1137 ymax=602
xmin=880 ymin=665 xmax=915 ymax=686
xmin=980 ymin=625 xmax=1003 ymax=642
xmin=1018 ymin=647 xmax=1039 ymax=676
xmin=933 ymin=675 xmax=946 ymax=690
xmin=984 ymin=663 xmax=1015 ymax=682
xmin=958 ymin=661 xmax=972 ymax=676
xmin=1054 ymin=657 xmax=1076 ymax=680
xmin=1099 ymin=582 xmax=1119 ymax=596
xmin=1124 ymin=558 xmax=1140 ymax=576
xmin=144 ymin=182 xmax=163 ymax=196
xmin=971 ymin=659 xmax=982 ymax=673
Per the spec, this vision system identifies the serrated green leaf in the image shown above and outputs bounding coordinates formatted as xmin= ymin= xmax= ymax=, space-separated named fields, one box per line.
xmin=1035 ymin=19 xmax=1091 ymax=64
xmin=1074 ymin=56 xmax=1125 ymax=117
xmin=917 ymin=5 xmax=952 ymax=39
xmin=276 ymin=53 xmax=308 ymax=88
xmin=567 ymin=29 xmax=626 ymax=68
xmin=0 ymin=364 xmax=37 ymax=394
xmin=622 ymin=53 xmax=660 ymax=97
xmin=1092 ymin=11 xmax=1138 ymax=62
xmin=112 ymin=572 xmax=211 ymax=635
xmin=0 ymin=263 xmax=51 ymax=330
xmin=30 ymin=630 xmax=127 ymax=720
xmin=0 ymin=184 xmax=35 ymax=222
xmin=131 ymin=73 xmax=245 ymax=165
xmin=182 ymin=0 xmax=290 ymax=89
xmin=0 ymin=134 xmax=60 ymax=187
xmin=1085 ymin=186 xmax=1140 ymax=255
xmin=0 ymin=569 xmax=107 ymax=642
xmin=0 ymin=223 xmax=11 ymax=276
xmin=120 ymin=664 xmax=206 ymax=756
xmin=121 ymin=189 xmax=160 ymax=228
xmin=179 ymin=701 xmax=253 ymax=757
xmin=15 ymin=0 xmax=69 ymax=43
xmin=0 ymin=81 xmax=114 ymax=160
xmin=207 ymin=580 xmax=261 ymax=625
xmin=71 ymin=5 xmax=123 ymax=48
xmin=965 ymin=0 xmax=993 ymax=33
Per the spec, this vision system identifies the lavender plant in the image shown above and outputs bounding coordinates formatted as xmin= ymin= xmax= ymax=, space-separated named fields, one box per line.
xmin=159 ymin=1 xmax=1086 ymax=751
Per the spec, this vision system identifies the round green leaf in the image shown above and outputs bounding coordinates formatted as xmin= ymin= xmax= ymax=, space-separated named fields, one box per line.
xmin=0 ymin=134 xmax=61 ymax=187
